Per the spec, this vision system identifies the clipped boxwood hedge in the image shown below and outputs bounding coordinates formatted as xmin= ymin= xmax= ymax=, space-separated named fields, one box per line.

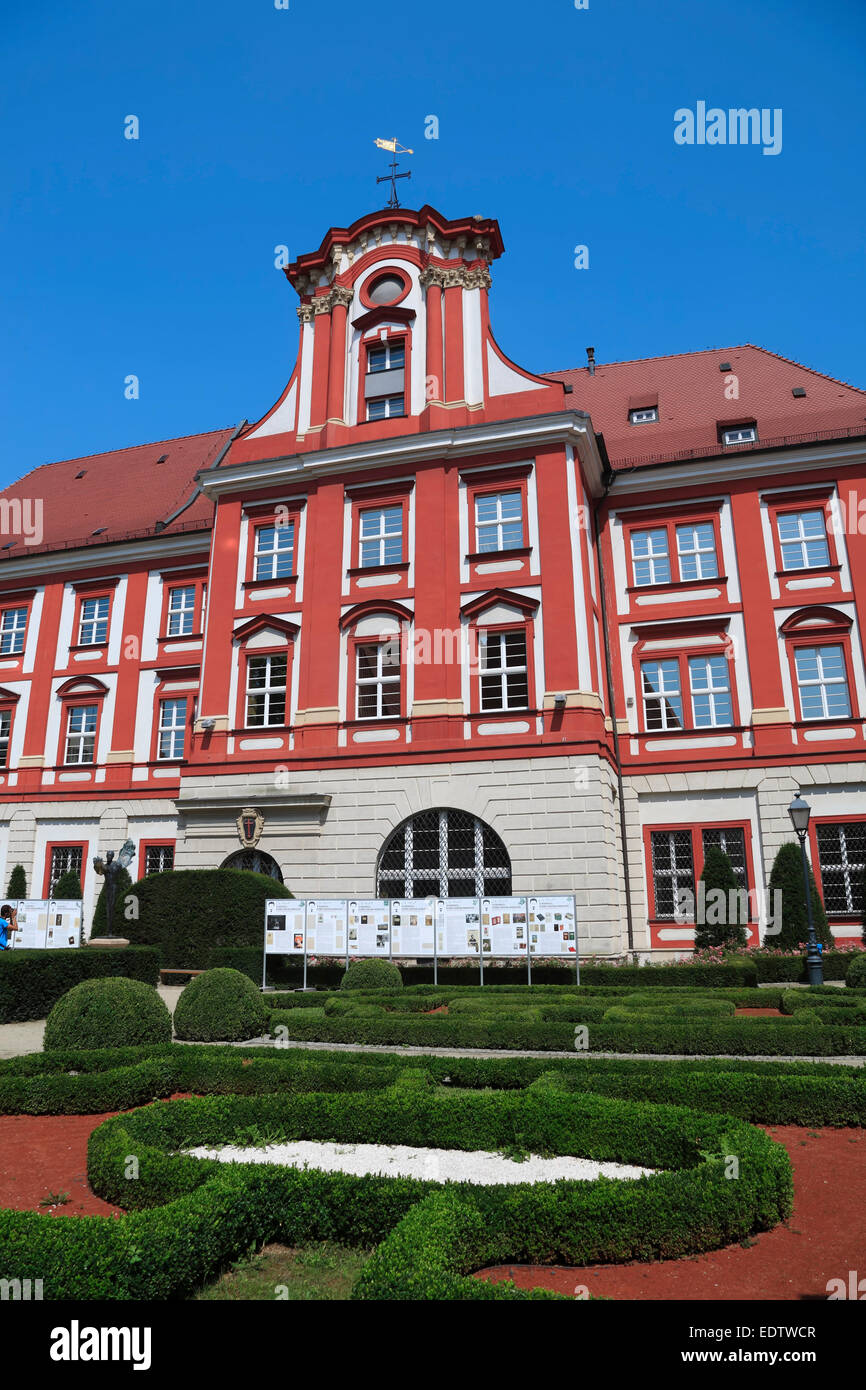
xmin=846 ymin=954 xmax=866 ymax=989
xmin=121 ymin=869 xmax=291 ymax=968
xmin=341 ymin=959 xmax=403 ymax=992
xmin=0 ymin=946 xmax=160 ymax=1023
xmin=43 ymin=978 xmax=172 ymax=1050
xmin=173 ymin=968 xmax=269 ymax=1042
xmin=0 ymin=1064 xmax=793 ymax=1301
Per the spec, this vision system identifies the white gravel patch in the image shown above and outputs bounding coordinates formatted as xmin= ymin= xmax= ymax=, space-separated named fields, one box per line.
xmin=184 ymin=1139 xmax=656 ymax=1185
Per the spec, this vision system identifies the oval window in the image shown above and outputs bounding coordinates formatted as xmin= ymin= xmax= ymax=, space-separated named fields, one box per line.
xmin=367 ymin=273 xmax=405 ymax=306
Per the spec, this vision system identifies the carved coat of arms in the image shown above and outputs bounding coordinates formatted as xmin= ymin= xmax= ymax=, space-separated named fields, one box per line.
xmin=237 ymin=807 xmax=264 ymax=848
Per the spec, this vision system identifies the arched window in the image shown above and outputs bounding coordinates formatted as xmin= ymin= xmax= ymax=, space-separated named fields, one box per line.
xmin=220 ymin=850 xmax=284 ymax=883
xmin=376 ymin=808 xmax=511 ymax=899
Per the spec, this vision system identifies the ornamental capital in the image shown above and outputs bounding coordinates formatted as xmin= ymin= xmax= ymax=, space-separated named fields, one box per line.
xmin=420 ymin=264 xmax=492 ymax=291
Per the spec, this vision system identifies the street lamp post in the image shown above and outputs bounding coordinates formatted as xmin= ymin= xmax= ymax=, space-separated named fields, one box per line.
xmin=788 ymin=792 xmax=823 ymax=988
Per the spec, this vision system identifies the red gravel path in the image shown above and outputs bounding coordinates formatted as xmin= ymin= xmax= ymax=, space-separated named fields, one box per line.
xmin=478 ymin=1126 xmax=866 ymax=1300
xmin=0 ymin=1111 xmax=123 ymax=1217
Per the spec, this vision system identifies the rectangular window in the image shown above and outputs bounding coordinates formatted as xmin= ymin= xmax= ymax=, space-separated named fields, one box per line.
xmin=144 ymin=844 xmax=175 ymax=875
xmin=479 ymin=630 xmax=529 ymax=711
xmin=629 ymin=407 xmax=658 ymax=424
xmin=722 ymin=425 xmax=757 ymax=445
xmin=0 ymin=709 xmax=10 ymax=767
xmin=688 ymin=654 xmax=733 ymax=727
xmin=245 ymin=654 xmax=287 ymax=727
xmin=641 ymin=659 xmax=683 ymax=730
xmin=794 ymin=644 xmax=851 ymax=720
xmin=650 ymin=830 xmax=695 ymax=919
xmin=359 ymin=506 xmax=403 ymax=568
xmin=254 ymin=522 xmax=295 ymax=581
xmin=157 ymin=697 xmax=187 ymax=760
xmin=475 ymin=491 xmax=524 ymax=553
xmin=368 ymin=342 xmax=405 ymax=373
xmin=815 ymin=822 xmax=865 ymax=916
xmin=777 ymin=509 xmax=831 ymax=571
xmin=631 ymin=528 xmax=671 ymax=586
xmin=676 ymin=523 xmax=719 ymax=580
xmin=78 ymin=596 xmax=109 ymax=646
xmin=366 ymin=395 xmax=405 ymax=421
xmin=167 ymin=586 xmax=196 ymax=636
xmin=356 ymin=641 xmax=401 ymax=719
xmin=701 ymin=826 xmax=748 ymax=891
xmin=64 ymin=705 xmax=97 ymax=764
xmin=0 ymin=607 xmax=27 ymax=656
xmin=365 ymin=340 xmax=406 ymax=421
xmin=48 ymin=845 xmax=83 ymax=896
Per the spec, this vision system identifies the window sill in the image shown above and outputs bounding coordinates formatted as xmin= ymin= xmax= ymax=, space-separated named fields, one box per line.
xmin=466 ymin=547 xmax=532 ymax=563
xmin=346 ymin=562 xmax=410 ymax=578
xmin=68 ymin=643 xmax=108 ymax=654
xmin=627 ymin=576 xmax=727 ymax=597
xmin=157 ymin=632 xmax=203 ymax=643
xmin=243 ymin=576 xmax=298 ymax=590
xmin=775 ymin=564 xmax=841 ymax=580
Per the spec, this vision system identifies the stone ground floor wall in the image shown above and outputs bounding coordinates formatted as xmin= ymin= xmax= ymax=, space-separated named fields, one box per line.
xmin=622 ymin=760 xmax=866 ymax=952
xmin=0 ymin=756 xmax=861 ymax=956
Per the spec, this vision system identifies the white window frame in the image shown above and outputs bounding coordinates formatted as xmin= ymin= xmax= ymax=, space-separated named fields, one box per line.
xmin=167 ymin=586 xmax=196 ymax=636
xmin=0 ymin=606 xmax=27 ymax=656
xmin=722 ymin=425 xmax=757 ymax=445
xmin=474 ymin=490 xmax=524 ymax=554
xmin=78 ymin=596 xmax=110 ymax=646
xmin=794 ymin=644 xmax=851 ymax=721
xmin=157 ymin=697 xmax=187 ymax=760
xmin=478 ymin=630 xmax=529 ymax=711
xmin=366 ymin=394 xmax=405 ymax=422
xmin=631 ymin=528 xmax=671 ymax=587
xmin=355 ymin=640 xmax=401 ymax=720
xmin=676 ymin=523 xmax=719 ymax=581
xmin=0 ymin=709 xmax=10 ymax=767
xmin=359 ymin=506 xmax=403 ymax=568
xmin=629 ymin=407 xmax=658 ymax=424
xmin=245 ymin=653 xmax=288 ymax=728
xmin=254 ymin=522 xmax=295 ymax=581
xmin=641 ymin=659 xmax=683 ymax=731
xmin=777 ymin=509 xmax=831 ymax=572
xmin=688 ymin=655 xmax=733 ymax=728
xmin=65 ymin=704 xmax=97 ymax=764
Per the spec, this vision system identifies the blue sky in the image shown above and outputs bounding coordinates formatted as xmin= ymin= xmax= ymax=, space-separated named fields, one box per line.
xmin=1 ymin=0 xmax=864 ymax=481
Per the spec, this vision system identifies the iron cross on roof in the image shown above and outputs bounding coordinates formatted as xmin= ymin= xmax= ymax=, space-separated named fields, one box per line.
xmin=374 ymin=137 xmax=413 ymax=208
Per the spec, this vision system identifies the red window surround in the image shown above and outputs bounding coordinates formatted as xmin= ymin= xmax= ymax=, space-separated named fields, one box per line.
xmin=0 ymin=590 xmax=35 ymax=662
xmin=765 ymin=488 xmax=841 ymax=577
xmin=632 ymin=622 xmax=739 ymax=733
xmin=139 ymin=840 xmax=176 ymax=879
xmin=69 ymin=579 xmax=118 ymax=653
xmin=356 ymin=330 xmax=412 ymax=426
xmin=148 ymin=674 xmax=197 ymax=764
xmin=780 ymin=608 xmax=857 ymax=724
xmin=231 ymin=616 xmax=298 ymax=733
xmin=808 ymin=814 xmax=866 ymax=927
xmin=463 ymin=465 xmax=533 ymax=563
xmin=242 ymin=499 xmax=305 ymax=592
xmin=623 ymin=501 xmax=724 ymax=591
xmin=53 ymin=677 xmax=109 ymax=768
xmin=0 ymin=686 xmax=20 ymax=768
xmin=43 ymin=841 xmax=87 ymax=899
xmin=158 ymin=571 xmax=207 ymax=639
xmin=461 ymin=590 xmax=539 ymax=715
xmin=346 ymin=481 xmax=413 ymax=578
xmin=643 ymin=821 xmax=757 ymax=926
xmin=340 ymin=601 xmax=412 ymax=726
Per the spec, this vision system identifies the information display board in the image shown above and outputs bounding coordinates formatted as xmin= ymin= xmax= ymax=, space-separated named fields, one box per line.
xmin=9 ymin=899 xmax=84 ymax=950
xmin=436 ymin=898 xmax=482 ymax=956
xmin=480 ymin=896 xmax=528 ymax=955
xmin=348 ymin=900 xmax=391 ymax=956
xmin=389 ymin=898 xmax=435 ymax=956
xmin=304 ymin=899 xmax=348 ymax=956
xmin=527 ymin=895 xmax=578 ymax=954
xmin=264 ymin=899 xmax=306 ymax=956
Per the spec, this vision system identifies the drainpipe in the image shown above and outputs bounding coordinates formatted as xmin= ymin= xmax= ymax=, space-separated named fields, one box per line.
xmin=592 ymin=436 xmax=635 ymax=953
xmin=153 ymin=420 xmax=247 ymax=533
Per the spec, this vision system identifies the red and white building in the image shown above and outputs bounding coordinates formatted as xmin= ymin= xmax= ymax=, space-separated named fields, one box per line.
xmin=1 ymin=202 xmax=864 ymax=954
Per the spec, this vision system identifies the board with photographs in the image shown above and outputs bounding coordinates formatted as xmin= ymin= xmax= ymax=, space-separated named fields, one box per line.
xmin=264 ymin=899 xmax=307 ymax=956
xmin=436 ymin=897 xmax=482 ymax=956
xmin=304 ymin=899 xmax=348 ymax=956
xmin=526 ymin=895 xmax=578 ymax=955
xmin=480 ymin=896 xmax=529 ymax=956
xmin=348 ymin=900 xmax=391 ymax=956
xmin=9 ymin=899 xmax=84 ymax=950
xmin=389 ymin=898 xmax=435 ymax=956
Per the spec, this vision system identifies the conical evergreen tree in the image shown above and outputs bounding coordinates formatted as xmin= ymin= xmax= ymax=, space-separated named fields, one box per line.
xmin=5 ymin=864 xmax=26 ymax=898
xmin=694 ymin=847 xmax=748 ymax=949
xmin=52 ymin=869 xmax=83 ymax=900
xmin=767 ymin=841 xmax=831 ymax=949
xmin=91 ymin=866 xmax=134 ymax=935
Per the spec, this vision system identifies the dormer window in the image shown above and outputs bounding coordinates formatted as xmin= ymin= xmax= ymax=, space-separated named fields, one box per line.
xmin=629 ymin=407 xmax=658 ymax=424
xmin=722 ymin=424 xmax=758 ymax=446
xmin=365 ymin=338 xmax=406 ymax=421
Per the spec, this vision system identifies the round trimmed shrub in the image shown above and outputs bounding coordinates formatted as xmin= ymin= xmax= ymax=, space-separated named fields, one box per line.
xmin=173 ymin=968 xmax=269 ymax=1042
xmin=44 ymin=977 xmax=171 ymax=1050
xmin=845 ymin=954 xmax=866 ymax=989
xmin=341 ymin=958 xmax=403 ymax=992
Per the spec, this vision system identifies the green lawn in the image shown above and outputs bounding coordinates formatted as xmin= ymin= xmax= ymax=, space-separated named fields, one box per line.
xmin=194 ymin=1241 xmax=369 ymax=1301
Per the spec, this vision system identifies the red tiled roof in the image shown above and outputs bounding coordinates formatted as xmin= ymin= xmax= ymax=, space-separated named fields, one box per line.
xmin=545 ymin=345 xmax=866 ymax=469
xmin=0 ymin=427 xmax=237 ymax=560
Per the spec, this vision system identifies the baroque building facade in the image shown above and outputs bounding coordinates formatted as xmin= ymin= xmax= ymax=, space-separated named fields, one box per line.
xmin=1 ymin=202 xmax=864 ymax=956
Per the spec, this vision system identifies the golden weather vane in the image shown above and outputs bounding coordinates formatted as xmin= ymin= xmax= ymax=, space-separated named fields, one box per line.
xmin=374 ymin=137 xmax=413 ymax=208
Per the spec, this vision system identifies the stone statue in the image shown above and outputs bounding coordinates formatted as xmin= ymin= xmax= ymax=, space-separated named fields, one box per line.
xmin=93 ymin=838 xmax=135 ymax=937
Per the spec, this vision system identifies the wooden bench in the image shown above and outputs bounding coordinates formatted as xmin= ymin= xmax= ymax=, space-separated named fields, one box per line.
xmin=159 ymin=968 xmax=205 ymax=983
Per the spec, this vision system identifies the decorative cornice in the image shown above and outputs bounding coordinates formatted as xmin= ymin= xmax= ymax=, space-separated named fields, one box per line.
xmin=297 ymin=284 xmax=355 ymax=322
xmin=419 ymin=264 xmax=492 ymax=291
